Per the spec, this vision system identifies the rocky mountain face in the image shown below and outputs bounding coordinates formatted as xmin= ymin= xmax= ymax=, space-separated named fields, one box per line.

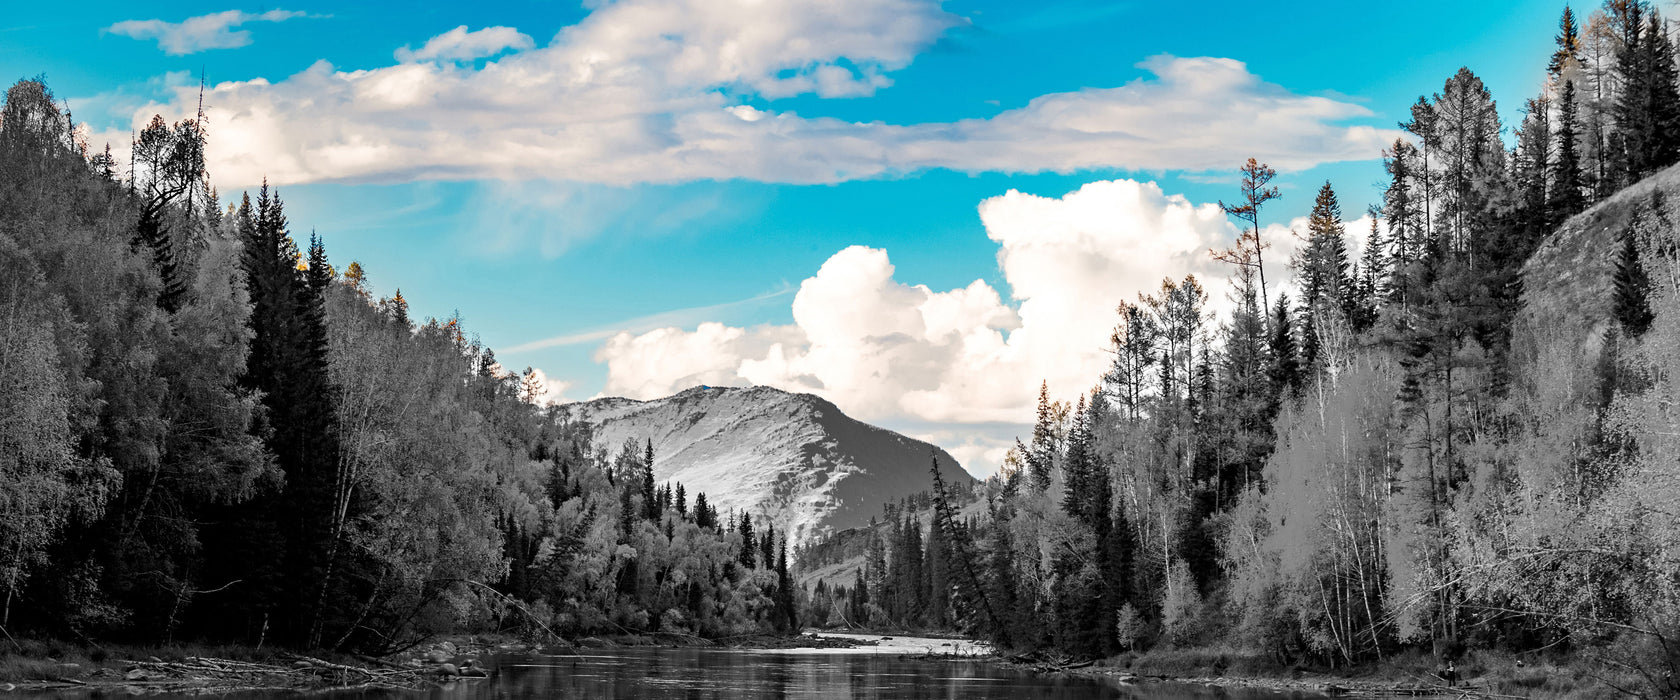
xmin=557 ymin=386 xmax=975 ymax=546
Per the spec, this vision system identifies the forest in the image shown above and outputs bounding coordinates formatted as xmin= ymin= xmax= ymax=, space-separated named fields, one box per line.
xmin=0 ymin=81 xmax=801 ymax=652
xmin=799 ymin=1 xmax=1680 ymax=694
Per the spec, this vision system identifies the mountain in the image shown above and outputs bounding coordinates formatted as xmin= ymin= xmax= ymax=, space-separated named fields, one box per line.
xmin=557 ymin=385 xmax=976 ymax=545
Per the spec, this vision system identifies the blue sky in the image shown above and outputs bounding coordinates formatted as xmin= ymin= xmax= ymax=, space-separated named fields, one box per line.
xmin=2 ymin=0 xmax=1574 ymax=474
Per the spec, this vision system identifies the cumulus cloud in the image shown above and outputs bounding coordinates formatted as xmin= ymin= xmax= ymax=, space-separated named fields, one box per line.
xmin=395 ymin=26 xmax=534 ymax=63
xmin=107 ymin=9 xmax=308 ymax=55
xmin=124 ymin=0 xmax=1400 ymax=187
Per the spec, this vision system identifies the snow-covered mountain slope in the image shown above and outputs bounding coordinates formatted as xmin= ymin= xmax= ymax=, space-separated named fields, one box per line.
xmin=557 ymin=386 xmax=975 ymax=545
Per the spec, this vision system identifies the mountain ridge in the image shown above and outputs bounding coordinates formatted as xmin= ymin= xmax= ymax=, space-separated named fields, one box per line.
xmin=557 ymin=385 xmax=975 ymax=545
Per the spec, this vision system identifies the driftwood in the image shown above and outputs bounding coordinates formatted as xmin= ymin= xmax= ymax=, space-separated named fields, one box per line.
xmin=115 ymin=654 xmax=445 ymax=691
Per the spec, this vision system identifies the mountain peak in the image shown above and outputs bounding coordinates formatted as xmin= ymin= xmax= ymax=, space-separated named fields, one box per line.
xmin=559 ymin=385 xmax=972 ymax=545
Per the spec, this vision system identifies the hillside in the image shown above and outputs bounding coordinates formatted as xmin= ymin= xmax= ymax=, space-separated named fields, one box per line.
xmin=558 ymin=386 xmax=975 ymax=545
xmin=1515 ymin=162 xmax=1680 ymax=368
xmin=1511 ymin=162 xmax=1680 ymax=434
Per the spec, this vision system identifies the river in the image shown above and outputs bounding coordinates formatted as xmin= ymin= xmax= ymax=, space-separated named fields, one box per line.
xmin=15 ymin=635 xmax=1325 ymax=699
xmin=367 ymin=633 xmax=1315 ymax=700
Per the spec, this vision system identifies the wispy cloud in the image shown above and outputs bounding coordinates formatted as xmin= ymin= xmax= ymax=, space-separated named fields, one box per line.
xmin=502 ymin=286 xmax=795 ymax=354
xmin=106 ymin=9 xmax=312 ymax=55
xmin=395 ymin=26 xmax=533 ymax=63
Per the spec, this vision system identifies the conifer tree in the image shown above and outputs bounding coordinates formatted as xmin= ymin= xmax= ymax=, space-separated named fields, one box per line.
xmin=1298 ymin=182 xmax=1353 ymax=372
xmin=641 ymin=439 xmax=659 ymax=520
xmin=1384 ymin=139 xmax=1424 ymax=299
xmin=694 ymin=492 xmax=713 ymax=529
xmin=773 ymin=540 xmax=798 ymax=633
xmin=738 ymin=512 xmax=756 ymax=568
xmin=1269 ymin=294 xmax=1302 ymax=401
xmin=1354 ymin=217 xmax=1386 ymax=332
xmin=1553 ymin=78 xmax=1587 ymax=218
xmin=1106 ymin=302 xmax=1159 ymax=420
xmin=1614 ymin=222 xmax=1655 ymax=337
xmin=1027 ymin=382 xmax=1056 ymax=491
xmin=1219 ymin=158 xmax=1283 ymax=306
xmin=1550 ymin=7 xmax=1582 ymax=75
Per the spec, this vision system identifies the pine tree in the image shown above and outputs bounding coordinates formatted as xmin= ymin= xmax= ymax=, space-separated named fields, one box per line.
xmin=641 ymin=439 xmax=659 ymax=520
xmin=773 ymin=540 xmax=798 ymax=633
xmin=1028 ymin=382 xmax=1056 ymax=491
xmin=1354 ymin=217 xmax=1386 ymax=333
xmin=1550 ymin=7 xmax=1583 ymax=75
xmin=760 ymin=520 xmax=777 ymax=570
xmin=694 ymin=492 xmax=714 ymax=529
xmin=1384 ymin=139 xmax=1424 ymax=301
xmin=1614 ymin=222 xmax=1655 ymax=337
xmin=1060 ymin=395 xmax=1092 ymax=519
xmin=738 ymin=512 xmax=757 ymax=568
xmin=1106 ymin=301 xmax=1159 ymax=420
xmin=1298 ymin=182 xmax=1353 ymax=373
xmin=1219 ymin=158 xmax=1284 ymax=306
xmin=1552 ymin=77 xmax=1587 ymax=218
xmin=1269 ymin=294 xmax=1302 ymax=401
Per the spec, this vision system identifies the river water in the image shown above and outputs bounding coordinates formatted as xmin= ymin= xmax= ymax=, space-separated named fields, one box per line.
xmin=359 ymin=634 xmax=1317 ymax=700
xmin=19 ymin=635 xmax=1323 ymax=699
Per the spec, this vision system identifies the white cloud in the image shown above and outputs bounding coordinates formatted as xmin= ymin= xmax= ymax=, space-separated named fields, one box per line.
xmin=107 ymin=9 xmax=308 ymax=55
xmin=395 ymin=26 xmax=534 ymax=63
xmin=124 ymin=0 xmax=1400 ymax=188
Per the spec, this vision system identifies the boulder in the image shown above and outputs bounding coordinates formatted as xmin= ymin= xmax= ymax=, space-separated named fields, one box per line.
xmin=436 ymin=663 xmax=459 ymax=677
xmin=425 ymin=650 xmax=451 ymax=664
xmin=124 ymin=669 xmax=151 ymax=681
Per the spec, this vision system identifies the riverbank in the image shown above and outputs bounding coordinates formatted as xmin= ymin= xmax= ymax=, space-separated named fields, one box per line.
xmin=992 ymin=646 xmax=1626 ymax=699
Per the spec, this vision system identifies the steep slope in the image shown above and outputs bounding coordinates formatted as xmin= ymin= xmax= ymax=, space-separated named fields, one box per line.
xmin=557 ymin=386 xmax=975 ymax=545
xmin=1514 ymin=162 xmax=1680 ymax=373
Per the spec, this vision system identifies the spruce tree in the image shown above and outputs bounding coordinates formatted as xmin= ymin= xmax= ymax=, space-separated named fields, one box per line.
xmin=694 ymin=492 xmax=713 ymax=529
xmin=1614 ymin=225 xmax=1655 ymax=337
xmin=1269 ymin=294 xmax=1302 ymax=401
xmin=774 ymin=540 xmax=798 ymax=632
xmin=1552 ymin=78 xmax=1587 ymax=218
xmin=641 ymin=439 xmax=659 ymax=520
xmin=1028 ymin=382 xmax=1056 ymax=491
xmin=1549 ymin=7 xmax=1582 ymax=75
xmin=738 ymin=512 xmax=756 ymax=568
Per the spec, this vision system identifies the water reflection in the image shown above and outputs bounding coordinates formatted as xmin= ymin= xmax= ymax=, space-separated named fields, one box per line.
xmin=403 ymin=649 xmax=1320 ymax=700
xmin=22 ymin=649 xmax=1323 ymax=700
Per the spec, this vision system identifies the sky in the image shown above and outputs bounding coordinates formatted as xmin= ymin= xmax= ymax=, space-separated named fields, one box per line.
xmin=2 ymin=0 xmax=1582 ymax=476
